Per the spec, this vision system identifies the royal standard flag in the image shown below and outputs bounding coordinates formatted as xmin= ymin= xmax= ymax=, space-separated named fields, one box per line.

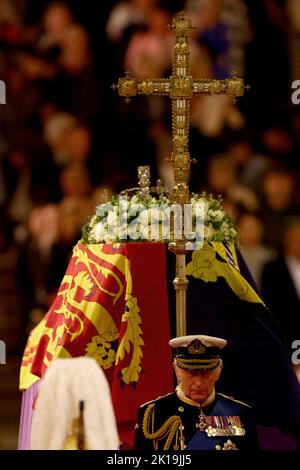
xmin=20 ymin=242 xmax=173 ymax=448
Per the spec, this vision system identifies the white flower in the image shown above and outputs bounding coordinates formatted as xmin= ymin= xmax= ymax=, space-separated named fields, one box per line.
xmin=90 ymin=215 xmax=98 ymax=227
xmin=107 ymin=210 xmax=117 ymax=226
xmin=129 ymin=203 xmax=143 ymax=216
xmin=103 ymin=232 xmax=113 ymax=242
xmin=127 ymin=223 xmax=142 ymax=240
xmin=93 ymin=222 xmax=106 ymax=242
xmin=161 ymin=209 xmax=170 ymax=224
xmin=204 ymin=223 xmax=214 ymax=240
xmin=221 ymin=221 xmax=230 ymax=237
xmin=139 ymin=209 xmax=149 ymax=225
xmin=140 ymin=224 xmax=150 ymax=239
xmin=118 ymin=197 xmax=129 ymax=211
xmin=150 ymin=207 xmax=162 ymax=222
xmin=130 ymin=195 xmax=139 ymax=205
xmin=96 ymin=203 xmax=114 ymax=217
xmin=118 ymin=225 xmax=128 ymax=240
xmin=208 ymin=209 xmax=224 ymax=221
xmin=191 ymin=201 xmax=204 ymax=220
xmin=203 ymin=202 xmax=209 ymax=218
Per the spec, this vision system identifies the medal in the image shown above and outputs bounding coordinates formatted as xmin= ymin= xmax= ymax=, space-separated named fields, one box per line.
xmin=196 ymin=409 xmax=209 ymax=431
xmin=196 ymin=411 xmax=245 ymax=437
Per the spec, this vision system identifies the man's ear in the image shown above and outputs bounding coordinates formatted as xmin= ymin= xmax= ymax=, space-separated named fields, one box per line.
xmin=173 ymin=361 xmax=181 ymax=382
xmin=214 ymin=360 xmax=223 ymax=381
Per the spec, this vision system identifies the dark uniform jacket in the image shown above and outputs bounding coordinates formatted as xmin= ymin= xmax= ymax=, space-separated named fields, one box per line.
xmin=261 ymin=256 xmax=300 ymax=355
xmin=134 ymin=390 xmax=259 ymax=451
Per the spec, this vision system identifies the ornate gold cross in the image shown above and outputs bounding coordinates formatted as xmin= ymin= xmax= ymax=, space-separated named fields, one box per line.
xmin=113 ymin=11 xmax=248 ymax=335
xmin=113 ymin=11 xmax=247 ymax=206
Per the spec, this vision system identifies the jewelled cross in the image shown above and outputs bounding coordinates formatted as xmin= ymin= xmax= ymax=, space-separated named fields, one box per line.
xmin=112 ymin=11 xmax=248 ymax=207
xmin=113 ymin=11 xmax=249 ymax=336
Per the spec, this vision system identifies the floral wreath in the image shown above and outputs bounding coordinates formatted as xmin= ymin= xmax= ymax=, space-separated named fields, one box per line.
xmin=81 ymin=189 xmax=237 ymax=245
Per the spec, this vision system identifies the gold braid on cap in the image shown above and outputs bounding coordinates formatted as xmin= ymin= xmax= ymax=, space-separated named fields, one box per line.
xmin=142 ymin=403 xmax=184 ymax=450
xmin=176 ymin=357 xmax=220 ymax=370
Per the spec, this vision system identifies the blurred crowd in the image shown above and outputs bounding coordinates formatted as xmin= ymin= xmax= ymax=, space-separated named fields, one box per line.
xmin=0 ymin=0 xmax=300 ymax=367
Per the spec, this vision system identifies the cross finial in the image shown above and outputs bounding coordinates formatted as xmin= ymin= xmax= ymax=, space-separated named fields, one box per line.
xmin=137 ymin=166 xmax=151 ymax=198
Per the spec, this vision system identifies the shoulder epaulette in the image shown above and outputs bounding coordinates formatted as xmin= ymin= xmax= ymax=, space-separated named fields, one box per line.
xmin=140 ymin=392 xmax=174 ymax=408
xmin=217 ymin=392 xmax=252 ymax=408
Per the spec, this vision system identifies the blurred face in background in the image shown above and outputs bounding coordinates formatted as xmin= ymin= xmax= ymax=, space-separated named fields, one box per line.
xmin=207 ymin=159 xmax=235 ymax=194
xmin=58 ymin=196 xmax=92 ymax=243
xmin=133 ymin=0 xmax=158 ymax=13
xmin=59 ymin=163 xmax=91 ymax=197
xmin=262 ymin=128 xmax=293 ymax=155
xmin=197 ymin=0 xmax=224 ymax=29
xmin=43 ymin=2 xmax=73 ymax=41
xmin=147 ymin=9 xmax=171 ymax=33
xmin=28 ymin=204 xmax=59 ymax=249
xmin=92 ymin=185 xmax=114 ymax=206
xmin=221 ymin=200 xmax=238 ymax=220
xmin=43 ymin=112 xmax=77 ymax=160
xmin=60 ymin=26 xmax=91 ymax=70
xmin=237 ymin=214 xmax=264 ymax=247
xmin=284 ymin=222 xmax=300 ymax=261
xmin=227 ymin=141 xmax=252 ymax=165
xmin=263 ymin=171 xmax=294 ymax=210
xmin=65 ymin=126 xmax=92 ymax=162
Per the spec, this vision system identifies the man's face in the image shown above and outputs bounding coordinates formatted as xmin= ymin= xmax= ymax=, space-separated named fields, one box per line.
xmin=175 ymin=364 xmax=221 ymax=404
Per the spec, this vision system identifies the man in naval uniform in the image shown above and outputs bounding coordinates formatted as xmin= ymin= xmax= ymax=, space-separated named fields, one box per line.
xmin=134 ymin=335 xmax=259 ymax=450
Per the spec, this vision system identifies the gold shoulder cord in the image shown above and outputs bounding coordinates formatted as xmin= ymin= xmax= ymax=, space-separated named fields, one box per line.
xmin=142 ymin=403 xmax=185 ymax=450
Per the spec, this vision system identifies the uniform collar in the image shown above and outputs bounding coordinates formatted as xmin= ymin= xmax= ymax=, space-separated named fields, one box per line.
xmin=176 ymin=386 xmax=216 ymax=408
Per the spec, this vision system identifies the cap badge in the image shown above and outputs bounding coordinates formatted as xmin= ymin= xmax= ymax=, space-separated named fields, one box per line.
xmin=187 ymin=339 xmax=206 ymax=355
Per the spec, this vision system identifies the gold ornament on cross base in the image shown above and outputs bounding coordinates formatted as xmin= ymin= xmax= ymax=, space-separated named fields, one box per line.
xmin=113 ymin=11 xmax=249 ymax=336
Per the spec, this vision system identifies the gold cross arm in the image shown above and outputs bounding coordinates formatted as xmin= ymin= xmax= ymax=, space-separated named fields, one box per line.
xmin=112 ymin=73 xmax=246 ymax=102
xmin=112 ymin=74 xmax=171 ymax=101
